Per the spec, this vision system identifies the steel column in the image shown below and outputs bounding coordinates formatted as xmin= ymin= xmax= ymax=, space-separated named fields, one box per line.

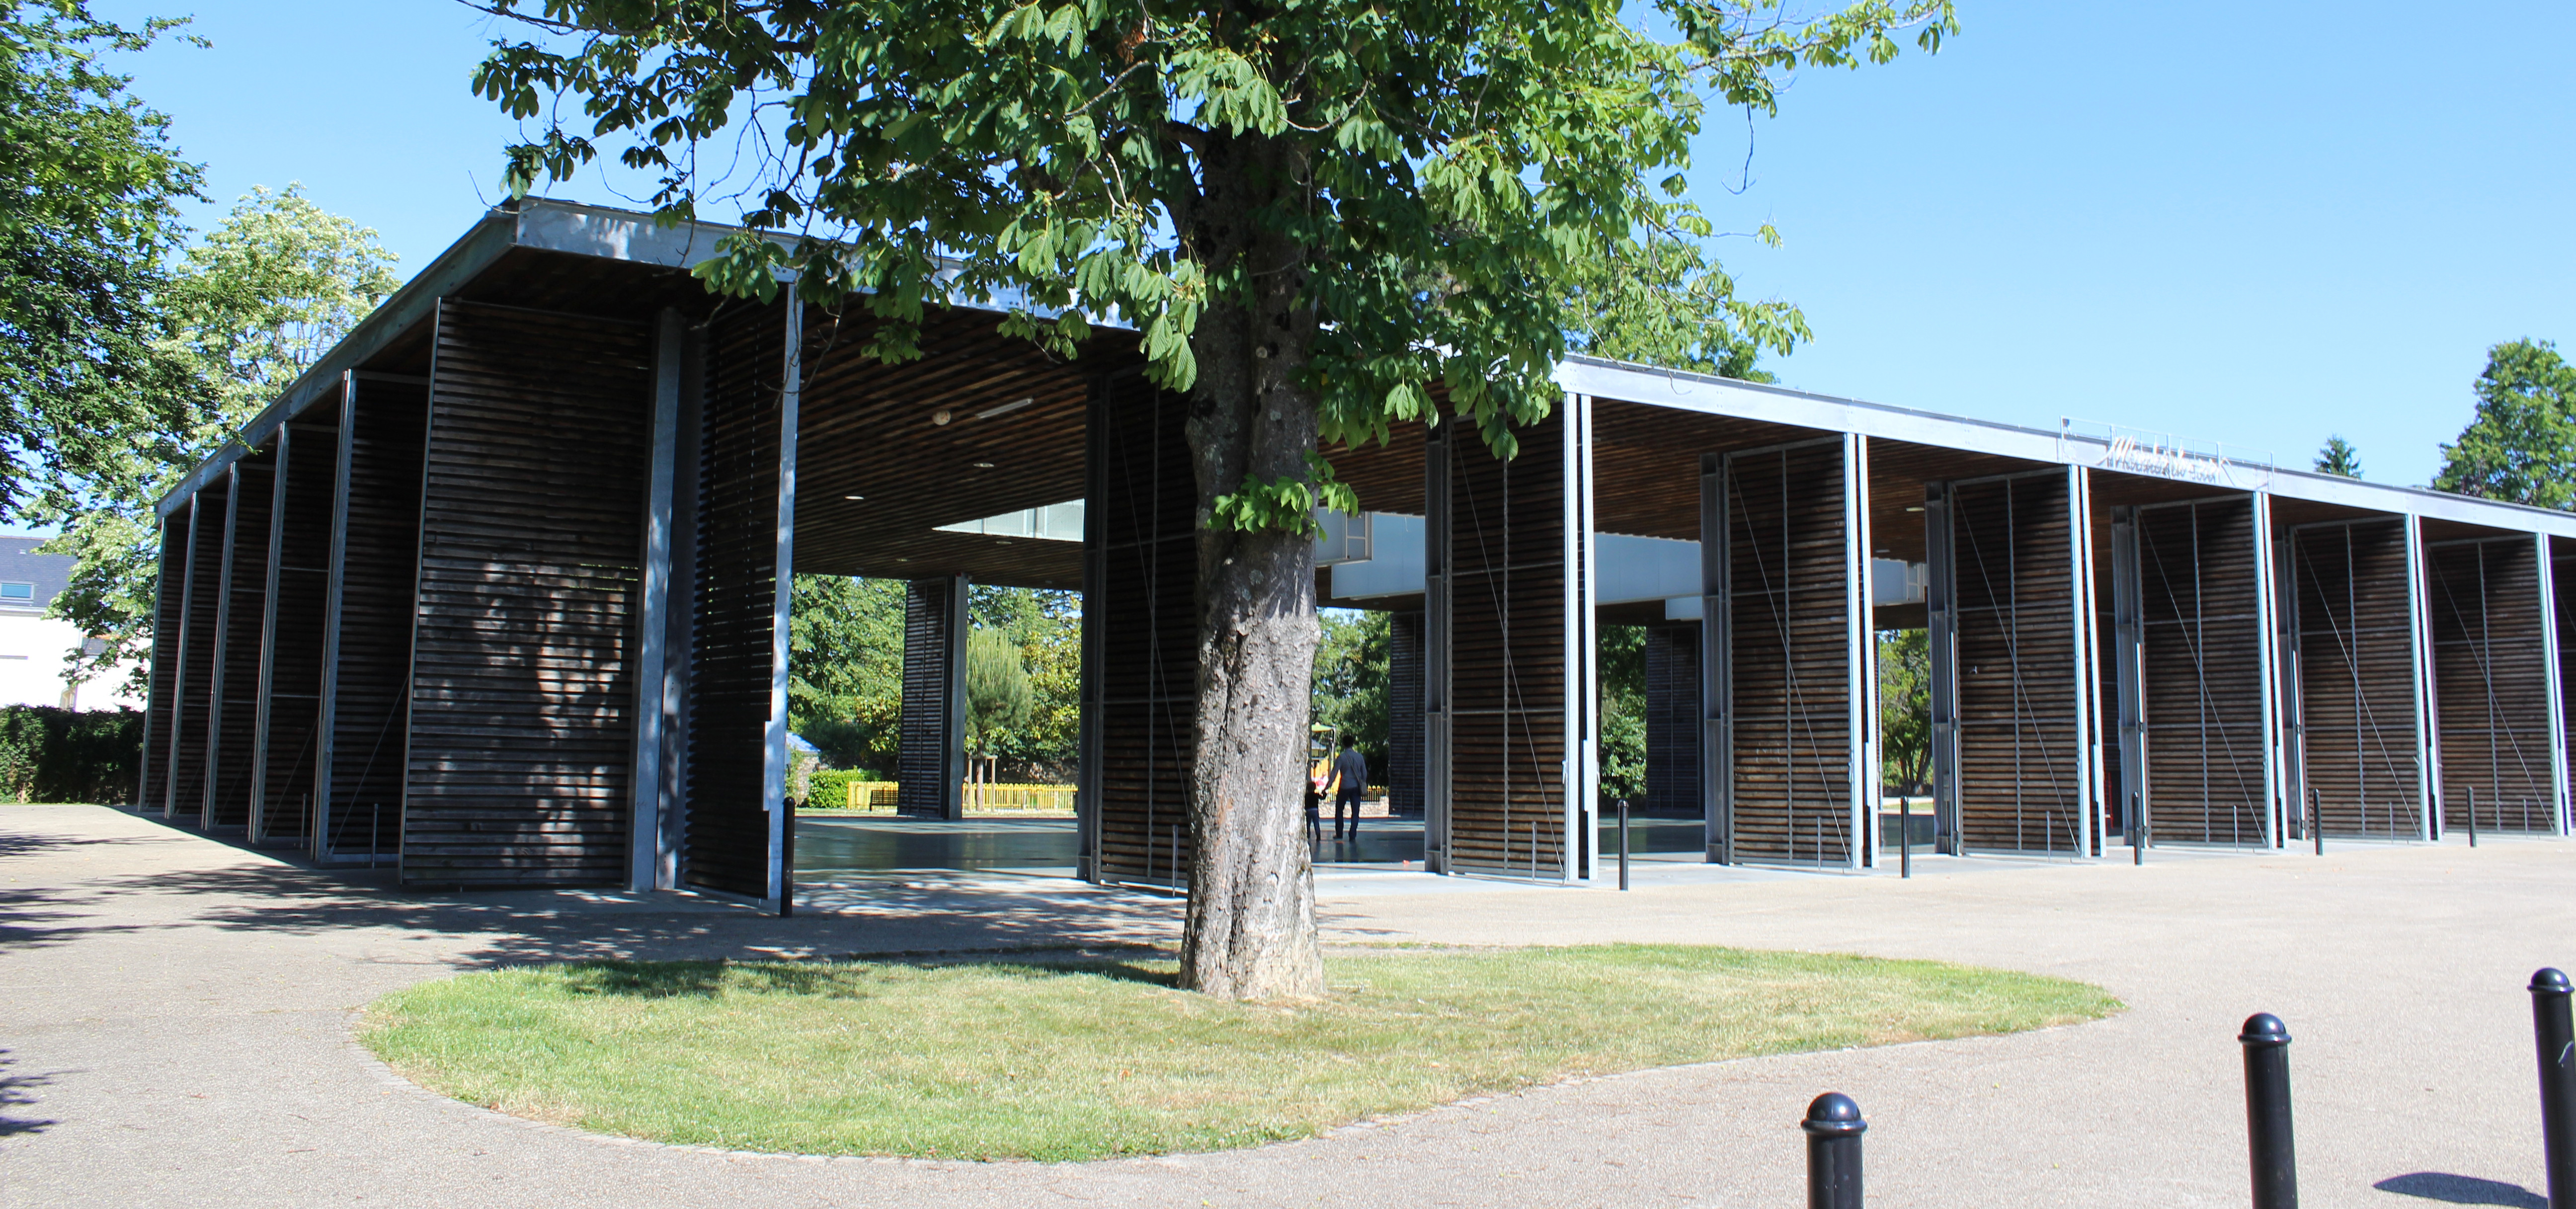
xmin=312 ymin=372 xmax=357 ymax=856
xmin=1925 ymin=482 xmax=1959 ymax=854
xmin=760 ymin=296 xmax=802 ymax=915
xmin=2068 ymin=465 xmax=2100 ymax=857
xmin=1699 ymin=452 xmax=1729 ymax=864
xmin=1563 ymin=393 xmax=1597 ymax=882
xmin=1422 ymin=419 xmax=1453 ymax=874
xmin=1844 ymin=434 xmax=1876 ymax=870
xmin=2252 ymin=492 xmax=2282 ymax=848
xmin=2405 ymin=514 xmax=2438 ymax=840
xmin=2539 ymin=532 xmax=2572 ymax=835
xmin=162 ymin=492 xmax=204 ymax=820
xmin=629 ymin=309 xmax=684 ymax=892
xmin=2111 ymin=505 xmax=2148 ymax=850
xmin=249 ymin=429 xmax=292 ymax=843
xmin=202 ymin=463 xmax=244 ymax=826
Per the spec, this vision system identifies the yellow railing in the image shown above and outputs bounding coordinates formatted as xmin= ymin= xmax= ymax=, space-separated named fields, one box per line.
xmin=822 ymin=781 xmax=1077 ymax=814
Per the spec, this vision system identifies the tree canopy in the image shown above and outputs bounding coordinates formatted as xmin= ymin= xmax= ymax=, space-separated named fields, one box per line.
xmin=2313 ymin=435 xmax=2360 ymax=479
xmin=2434 ymin=338 xmax=2576 ymax=509
xmin=0 ymin=1 xmax=202 ymax=517
xmin=40 ymin=185 xmax=400 ymax=694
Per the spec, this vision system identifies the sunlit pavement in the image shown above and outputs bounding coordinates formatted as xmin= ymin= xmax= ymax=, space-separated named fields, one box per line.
xmin=3 ymin=802 xmax=2568 ymax=1208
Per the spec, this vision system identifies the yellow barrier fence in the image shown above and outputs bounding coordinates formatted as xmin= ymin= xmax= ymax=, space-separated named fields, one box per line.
xmin=824 ymin=781 xmax=1077 ymax=814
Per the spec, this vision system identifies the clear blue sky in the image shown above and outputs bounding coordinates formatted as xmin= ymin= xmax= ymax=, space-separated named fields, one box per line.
xmin=97 ymin=0 xmax=2575 ymax=490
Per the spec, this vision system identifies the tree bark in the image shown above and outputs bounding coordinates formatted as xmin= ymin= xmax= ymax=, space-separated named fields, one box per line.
xmin=1175 ymin=132 xmax=1326 ymax=999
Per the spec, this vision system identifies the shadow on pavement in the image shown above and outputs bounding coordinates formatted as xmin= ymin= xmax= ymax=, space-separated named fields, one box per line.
xmin=0 ymin=1050 xmax=57 ymax=1137
xmin=2374 ymin=1173 xmax=2548 ymax=1207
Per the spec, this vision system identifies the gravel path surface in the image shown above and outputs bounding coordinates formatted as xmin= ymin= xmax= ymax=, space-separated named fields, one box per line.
xmin=2 ymin=803 xmax=2564 ymax=1208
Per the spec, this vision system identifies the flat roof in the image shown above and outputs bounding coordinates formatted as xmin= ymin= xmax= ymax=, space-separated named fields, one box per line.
xmin=161 ymin=200 xmax=2576 ymax=541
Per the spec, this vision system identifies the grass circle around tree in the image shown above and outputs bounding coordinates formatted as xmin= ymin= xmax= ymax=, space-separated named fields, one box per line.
xmin=359 ymin=944 xmax=2117 ymax=1161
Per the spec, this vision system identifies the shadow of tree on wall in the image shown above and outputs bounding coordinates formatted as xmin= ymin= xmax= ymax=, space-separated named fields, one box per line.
xmin=2375 ymin=1173 xmax=2548 ymax=1207
xmin=0 ymin=1050 xmax=58 ymax=1137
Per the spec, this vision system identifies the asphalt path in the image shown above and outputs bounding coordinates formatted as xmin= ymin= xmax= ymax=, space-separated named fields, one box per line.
xmin=3 ymin=802 xmax=2567 ymax=1208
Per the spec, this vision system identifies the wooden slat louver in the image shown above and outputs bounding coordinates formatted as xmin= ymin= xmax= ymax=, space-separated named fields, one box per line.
xmin=2429 ymin=538 xmax=2555 ymax=833
xmin=254 ymin=420 xmax=338 ymax=846
xmin=206 ymin=458 xmax=275 ymax=828
xmin=321 ymin=380 xmax=426 ymax=862
xmin=1642 ymin=622 xmax=1701 ymax=817
xmin=1950 ymin=473 xmax=2083 ymax=853
xmin=1086 ymin=370 xmax=1195 ymax=884
xmin=170 ymin=480 xmax=230 ymax=823
xmin=1446 ymin=408 xmax=1568 ymax=875
xmin=140 ymin=514 xmax=189 ymax=811
xmin=684 ymin=302 xmax=790 ymax=899
xmin=2135 ymin=497 xmax=2267 ymax=845
xmin=897 ymin=576 xmax=961 ymax=818
xmin=402 ymin=300 xmax=652 ymax=887
xmin=1724 ymin=441 xmax=1852 ymax=864
xmin=2288 ymin=519 xmax=2421 ymax=837
xmin=1387 ymin=609 xmax=1425 ymax=817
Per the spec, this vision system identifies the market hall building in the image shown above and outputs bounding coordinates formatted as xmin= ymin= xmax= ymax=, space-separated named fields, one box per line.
xmin=140 ymin=199 xmax=2576 ymax=912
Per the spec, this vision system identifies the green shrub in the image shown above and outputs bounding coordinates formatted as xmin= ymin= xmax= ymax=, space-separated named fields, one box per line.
xmin=0 ymin=706 xmax=144 ymax=804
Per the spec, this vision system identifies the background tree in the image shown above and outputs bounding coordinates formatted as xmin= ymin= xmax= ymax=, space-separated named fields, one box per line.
xmin=963 ymin=627 xmax=1033 ymax=760
xmin=1309 ymin=609 xmax=1388 ymax=781
xmin=473 ymin=0 xmax=1953 ymax=998
xmin=2313 ymin=435 xmax=2361 ymax=479
xmin=1596 ymin=626 xmax=1647 ymax=802
xmin=0 ymin=1 xmax=201 ymax=518
xmin=1876 ymin=628 xmax=1929 ymax=795
xmin=40 ymin=185 xmax=400 ymax=696
xmin=969 ymin=585 xmax=1081 ymax=779
xmin=787 ymin=574 xmax=906 ymax=771
xmin=2434 ymin=339 xmax=2576 ymax=508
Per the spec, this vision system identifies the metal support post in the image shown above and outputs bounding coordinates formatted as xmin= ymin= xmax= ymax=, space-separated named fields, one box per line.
xmin=2241 ymin=1013 xmax=2298 ymax=1209
xmin=1802 ymin=1092 xmax=1866 ymax=1209
xmin=1617 ymin=798 xmax=1630 ymax=891
xmin=2311 ymin=788 xmax=2323 ymax=855
xmin=2469 ymin=786 xmax=2479 ymax=847
xmin=1901 ymin=795 xmax=1912 ymax=879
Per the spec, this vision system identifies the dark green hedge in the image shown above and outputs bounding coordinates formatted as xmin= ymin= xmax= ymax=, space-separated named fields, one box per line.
xmin=0 ymin=706 xmax=144 ymax=804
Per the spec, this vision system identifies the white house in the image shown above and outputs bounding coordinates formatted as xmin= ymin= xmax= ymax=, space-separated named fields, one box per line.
xmin=0 ymin=536 xmax=139 ymax=711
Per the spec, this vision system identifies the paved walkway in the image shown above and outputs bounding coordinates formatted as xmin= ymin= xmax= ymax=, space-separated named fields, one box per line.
xmin=2 ymin=803 xmax=2568 ymax=1208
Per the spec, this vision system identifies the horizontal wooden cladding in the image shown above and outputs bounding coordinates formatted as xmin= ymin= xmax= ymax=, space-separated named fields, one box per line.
xmin=685 ymin=302 xmax=788 ymax=899
xmin=1726 ymin=440 xmax=1853 ymax=865
xmin=2136 ymin=497 xmax=2266 ymax=846
xmin=1089 ymin=371 xmax=1195 ymax=883
xmin=141 ymin=515 xmax=189 ymax=812
xmin=896 ymin=577 xmax=958 ymax=818
xmin=408 ymin=299 xmax=648 ymax=886
xmin=1950 ymin=473 xmax=2084 ymax=854
xmin=254 ymin=423 xmax=335 ymax=845
xmin=1591 ymin=398 xmax=1826 ymax=543
xmin=169 ymin=481 xmax=231 ymax=821
xmin=1641 ymin=623 xmax=1700 ymax=818
xmin=2289 ymin=520 xmax=2421 ymax=837
xmin=206 ymin=459 xmax=275 ymax=829
xmin=1387 ymin=610 xmax=1426 ymax=816
xmin=1443 ymin=408 xmax=1568 ymax=876
xmin=324 ymin=378 xmax=425 ymax=859
xmin=2429 ymin=538 xmax=2556 ymax=833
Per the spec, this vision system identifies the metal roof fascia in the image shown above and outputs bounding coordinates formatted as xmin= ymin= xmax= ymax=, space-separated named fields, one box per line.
xmin=1557 ymin=355 xmax=2576 ymax=539
xmin=156 ymin=209 xmax=523 ymax=518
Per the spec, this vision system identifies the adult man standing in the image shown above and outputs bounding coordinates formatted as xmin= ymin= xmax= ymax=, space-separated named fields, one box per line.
xmin=1332 ymin=740 xmax=1368 ymax=845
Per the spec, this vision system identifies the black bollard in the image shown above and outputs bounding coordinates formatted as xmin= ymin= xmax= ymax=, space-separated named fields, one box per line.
xmin=2532 ymin=969 xmax=2575 ymax=1208
xmin=2132 ymin=791 xmax=2144 ymax=865
xmin=2241 ymin=1013 xmax=2298 ymax=1209
xmin=1618 ymin=798 xmax=1630 ymax=892
xmin=2468 ymin=786 xmax=2479 ymax=848
xmin=1901 ymin=795 xmax=1913 ymax=880
xmin=2311 ymin=788 xmax=2323 ymax=856
xmin=1802 ymin=1092 xmax=1866 ymax=1209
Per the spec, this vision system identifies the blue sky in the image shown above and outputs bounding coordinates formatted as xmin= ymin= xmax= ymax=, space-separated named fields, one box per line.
xmin=96 ymin=0 xmax=2575 ymax=490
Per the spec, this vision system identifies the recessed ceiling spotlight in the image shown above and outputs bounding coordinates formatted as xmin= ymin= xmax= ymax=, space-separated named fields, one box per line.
xmin=931 ymin=409 xmax=954 ymax=426
xmin=974 ymin=397 xmax=1035 ymax=420
xmin=972 ymin=461 xmax=995 ymax=469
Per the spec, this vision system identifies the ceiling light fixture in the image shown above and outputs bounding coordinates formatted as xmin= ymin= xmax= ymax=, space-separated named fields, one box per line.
xmin=843 ymin=494 xmax=865 ymax=501
xmin=975 ymin=397 xmax=1036 ymax=420
xmin=972 ymin=461 xmax=996 ymax=469
xmin=931 ymin=409 xmax=954 ymax=426
xmin=1904 ymin=505 xmax=1925 ymax=513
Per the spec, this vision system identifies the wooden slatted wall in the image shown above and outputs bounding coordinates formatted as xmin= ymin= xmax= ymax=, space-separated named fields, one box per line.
xmin=402 ymin=301 xmax=651 ymax=887
xmin=684 ymin=302 xmax=789 ymax=899
xmin=1642 ymin=622 xmax=1701 ymax=817
xmin=322 ymin=381 xmax=425 ymax=861
xmin=897 ymin=576 xmax=960 ymax=818
xmin=1724 ymin=441 xmax=1852 ymax=864
xmin=1950 ymin=474 xmax=2083 ymax=853
xmin=1387 ymin=610 xmax=1425 ymax=817
xmin=1087 ymin=370 xmax=1194 ymax=883
xmin=169 ymin=480 xmax=230 ymax=822
xmin=2289 ymin=520 xmax=2421 ymax=837
xmin=255 ymin=420 xmax=337 ymax=845
xmin=1447 ymin=408 xmax=1567 ymax=875
xmin=141 ymin=514 xmax=189 ymax=812
xmin=2136 ymin=498 xmax=2267 ymax=845
xmin=206 ymin=459 xmax=274 ymax=828
xmin=2430 ymin=538 xmax=2555 ymax=833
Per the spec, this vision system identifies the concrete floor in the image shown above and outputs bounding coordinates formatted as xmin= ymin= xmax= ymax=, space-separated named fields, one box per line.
xmin=1 ymin=802 xmax=2568 ymax=1208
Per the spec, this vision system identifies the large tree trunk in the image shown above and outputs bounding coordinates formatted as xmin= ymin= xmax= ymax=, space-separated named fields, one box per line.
xmin=1175 ymin=135 xmax=1326 ymax=999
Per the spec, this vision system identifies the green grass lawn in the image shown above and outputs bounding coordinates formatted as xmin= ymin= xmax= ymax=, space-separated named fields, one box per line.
xmin=360 ymin=945 xmax=2117 ymax=1161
